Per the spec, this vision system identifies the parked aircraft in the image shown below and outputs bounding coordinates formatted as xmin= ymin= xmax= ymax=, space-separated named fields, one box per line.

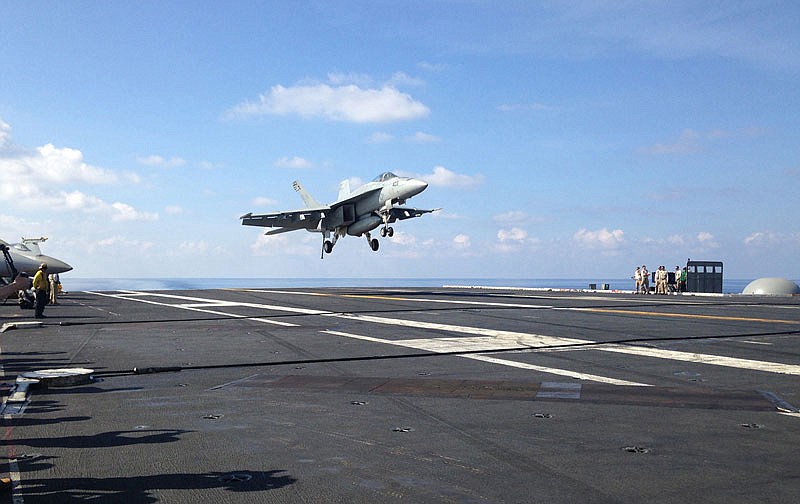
xmin=241 ymin=172 xmax=436 ymax=256
xmin=0 ymin=237 xmax=73 ymax=281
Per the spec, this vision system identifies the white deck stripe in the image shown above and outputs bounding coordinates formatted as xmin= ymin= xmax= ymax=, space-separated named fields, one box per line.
xmin=598 ymin=344 xmax=800 ymax=375
xmin=85 ymin=291 xmax=299 ymax=327
xmin=336 ymin=313 xmax=800 ymax=376
xmin=322 ymin=330 xmax=649 ymax=386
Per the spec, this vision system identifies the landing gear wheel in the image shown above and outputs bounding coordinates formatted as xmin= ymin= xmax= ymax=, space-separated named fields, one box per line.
xmin=370 ymin=239 xmax=380 ymax=251
xmin=380 ymin=227 xmax=387 ymax=238
xmin=387 ymin=227 xmax=394 ymax=237
xmin=323 ymin=241 xmax=333 ymax=254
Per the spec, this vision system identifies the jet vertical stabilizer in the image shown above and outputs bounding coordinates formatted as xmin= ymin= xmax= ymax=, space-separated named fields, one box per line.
xmin=337 ymin=179 xmax=351 ymax=201
xmin=292 ymin=181 xmax=322 ymax=209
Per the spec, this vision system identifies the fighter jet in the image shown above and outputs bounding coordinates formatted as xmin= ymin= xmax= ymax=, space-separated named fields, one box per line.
xmin=0 ymin=237 xmax=73 ymax=280
xmin=241 ymin=172 xmax=436 ymax=256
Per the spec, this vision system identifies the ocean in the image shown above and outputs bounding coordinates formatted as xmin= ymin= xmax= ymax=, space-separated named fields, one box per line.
xmin=60 ymin=277 xmax=767 ymax=294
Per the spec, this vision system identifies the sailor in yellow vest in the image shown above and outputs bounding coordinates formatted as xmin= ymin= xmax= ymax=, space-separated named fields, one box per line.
xmin=32 ymin=262 xmax=49 ymax=318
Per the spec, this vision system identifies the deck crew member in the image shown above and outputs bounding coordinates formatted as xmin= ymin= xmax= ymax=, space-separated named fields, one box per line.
xmin=32 ymin=263 xmax=49 ymax=319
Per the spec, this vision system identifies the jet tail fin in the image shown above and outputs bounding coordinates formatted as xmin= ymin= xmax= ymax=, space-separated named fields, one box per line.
xmin=337 ymin=179 xmax=351 ymax=201
xmin=292 ymin=181 xmax=322 ymax=209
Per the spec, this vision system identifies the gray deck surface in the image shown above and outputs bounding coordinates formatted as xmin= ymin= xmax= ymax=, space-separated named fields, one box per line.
xmin=2 ymin=286 xmax=799 ymax=503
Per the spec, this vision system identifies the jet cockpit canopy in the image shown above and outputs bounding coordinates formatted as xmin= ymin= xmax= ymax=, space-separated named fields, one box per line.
xmin=373 ymin=172 xmax=399 ymax=182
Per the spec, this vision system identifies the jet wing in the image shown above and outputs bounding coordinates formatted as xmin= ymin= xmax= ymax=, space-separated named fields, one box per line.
xmin=240 ymin=206 xmax=329 ymax=232
xmin=386 ymin=207 xmax=440 ymax=223
xmin=331 ymin=187 xmax=382 ymax=207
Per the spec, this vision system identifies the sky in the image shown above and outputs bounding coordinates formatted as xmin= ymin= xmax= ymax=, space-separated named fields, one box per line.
xmin=1 ymin=1 xmax=799 ymax=280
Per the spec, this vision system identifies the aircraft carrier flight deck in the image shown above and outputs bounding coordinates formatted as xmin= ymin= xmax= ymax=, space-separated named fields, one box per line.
xmin=2 ymin=286 xmax=799 ymax=503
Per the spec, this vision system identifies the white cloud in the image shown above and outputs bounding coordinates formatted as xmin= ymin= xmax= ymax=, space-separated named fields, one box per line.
xmin=573 ymin=227 xmax=625 ymax=249
xmin=453 ymin=234 xmax=471 ymax=249
xmin=165 ymin=205 xmax=184 ymax=215
xmin=0 ymin=118 xmax=154 ymax=221
xmin=137 ymin=155 xmax=187 ymax=168
xmin=497 ymin=227 xmax=528 ymax=242
xmin=389 ymin=230 xmax=416 ymax=246
xmin=413 ymin=166 xmax=484 ymax=188
xmin=110 ymin=202 xmax=159 ymax=222
xmin=743 ymin=231 xmax=800 ymax=248
xmin=696 ymin=231 xmax=719 ymax=249
xmin=274 ymin=156 xmax=313 ymax=169
xmin=408 ymin=131 xmax=441 ymax=143
xmin=226 ymin=83 xmax=430 ymax=123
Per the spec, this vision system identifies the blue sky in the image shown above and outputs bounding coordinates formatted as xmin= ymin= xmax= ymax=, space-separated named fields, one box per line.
xmin=1 ymin=1 xmax=798 ymax=280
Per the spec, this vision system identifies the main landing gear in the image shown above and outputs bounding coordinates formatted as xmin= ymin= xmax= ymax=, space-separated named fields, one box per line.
xmin=365 ymin=232 xmax=379 ymax=252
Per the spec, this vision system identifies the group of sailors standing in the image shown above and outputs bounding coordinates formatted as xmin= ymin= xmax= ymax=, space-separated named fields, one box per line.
xmin=633 ymin=264 xmax=687 ymax=294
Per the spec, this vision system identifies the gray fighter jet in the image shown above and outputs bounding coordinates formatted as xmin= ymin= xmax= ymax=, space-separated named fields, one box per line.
xmin=241 ymin=172 xmax=436 ymax=256
xmin=1 ymin=237 xmax=73 ymax=280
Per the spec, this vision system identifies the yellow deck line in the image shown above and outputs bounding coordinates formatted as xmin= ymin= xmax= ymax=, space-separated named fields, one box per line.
xmin=572 ymin=307 xmax=799 ymax=325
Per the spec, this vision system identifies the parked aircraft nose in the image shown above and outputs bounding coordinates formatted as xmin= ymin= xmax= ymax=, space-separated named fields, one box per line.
xmin=405 ymin=178 xmax=428 ymax=198
xmin=41 ymin=256 xmax=73 ymax=274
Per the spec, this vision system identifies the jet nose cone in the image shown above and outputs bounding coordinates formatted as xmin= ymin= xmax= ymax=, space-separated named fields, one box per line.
xmin=41 ymin=256 xmax=73 ymax=274
xmin=406 ymin=178 xmax=428 ymax=198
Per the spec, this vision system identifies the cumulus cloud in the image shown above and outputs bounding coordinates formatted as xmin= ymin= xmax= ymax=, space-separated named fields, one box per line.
xmin=111 ymin=202 xmax=158 ymax=222
xmin=573 ymin=227 xmax=625 ymax=249
xmin=497 ymin=227 xmax=528 ymax=242
xmin=696 ymin=231 xmax=719 ymax=249
xmin=412 ymin=166 xmax=484 ymax=188
xmin=226 ymin=83 xmax=430 ymax=123
xmin=0 ymin=118 xmax=155 ymax=221
xmin=743 ymin=231 xmax=799 ymax=248
xmin=274 ymin=156 xmax=313 ymax=169
xmin=453 ymin=234 xmax=471 ymax=249
xmin=389 ymin=230 xmax=416 ymax=246
xmin=137 ymin=155 xmax=187 ymax=168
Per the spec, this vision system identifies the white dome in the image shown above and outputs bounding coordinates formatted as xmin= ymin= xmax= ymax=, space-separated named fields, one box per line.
xmin=742 ymin=278 xmax=800 ymax=295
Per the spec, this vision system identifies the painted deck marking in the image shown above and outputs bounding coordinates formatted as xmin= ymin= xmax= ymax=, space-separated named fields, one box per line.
xmin=568 ymin=307 xmax=800 ymax=325
xmin=84 ymin=291 xmax=800 ymax=377
xmin=335 ymin=313 xmax=800 ymax=376
xmin=246 ymin=288 xmax=800 ymax=325
xmin=322 ymin=330 xmax=649 ymax=386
